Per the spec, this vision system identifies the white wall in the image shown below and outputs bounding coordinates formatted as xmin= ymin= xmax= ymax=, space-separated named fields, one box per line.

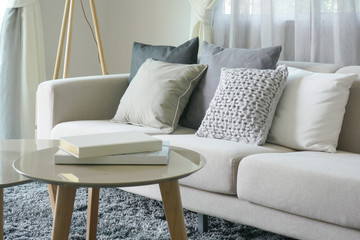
xmin=41 ymin=0 xmax=191 ymax=79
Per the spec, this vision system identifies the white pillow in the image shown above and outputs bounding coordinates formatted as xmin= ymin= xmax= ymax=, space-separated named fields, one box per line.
xmin=267 ymin=67 xmax=357 ymax=153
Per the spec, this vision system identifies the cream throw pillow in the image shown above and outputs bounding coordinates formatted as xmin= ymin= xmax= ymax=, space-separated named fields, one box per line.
xmin=112 ymin=59 xmax=207 ymax=133
xmin=267 ymin=67 xmax=357 ymax=153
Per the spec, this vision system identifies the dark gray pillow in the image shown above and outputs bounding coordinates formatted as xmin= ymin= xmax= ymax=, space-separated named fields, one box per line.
xmin=180 ymin=41 xmax=282 ymax=129
xmin=129 ymin=37 xmax=199 ymax=82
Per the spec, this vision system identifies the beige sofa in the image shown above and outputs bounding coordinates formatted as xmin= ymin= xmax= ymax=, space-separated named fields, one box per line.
xmin=37 ymin=61 xmax=360 ymax=240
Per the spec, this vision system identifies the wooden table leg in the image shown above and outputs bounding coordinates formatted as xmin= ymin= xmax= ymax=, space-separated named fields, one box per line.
xmin=47 ymin=184 xmax=57 ymax=217
xmin=159 ymin=180 xmax=187 ymax=240
xmin=0 ymin=188 xmax=3 ymax=240
xmin=86 ymin=187 xmax=99 ymax=240
xmin=52 ymin=185 xmax=76 ymax=240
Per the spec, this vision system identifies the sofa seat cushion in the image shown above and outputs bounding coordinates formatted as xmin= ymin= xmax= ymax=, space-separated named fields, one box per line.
xmin=50 ymin=120 xmax=196 ymax=139
xmin=237 ymin=151 xmax=360 ymax=229
xmin=154 ymin=134 xmax=293 ymax=195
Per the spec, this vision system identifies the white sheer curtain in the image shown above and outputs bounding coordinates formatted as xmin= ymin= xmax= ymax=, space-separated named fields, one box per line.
xmin=0 ymin=3 xmax=6 ymax=26
xmin=0 ymin=0 xmax=45 ymax=139
xmin=213 ymin=0 xmax=360 ymax=65
xmin=188 ymin=0 xmax=220 ymax=46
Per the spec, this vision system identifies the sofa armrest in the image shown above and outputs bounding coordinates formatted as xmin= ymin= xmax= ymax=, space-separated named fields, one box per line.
xmin=37 ymin=74 xmax=129 ymax=139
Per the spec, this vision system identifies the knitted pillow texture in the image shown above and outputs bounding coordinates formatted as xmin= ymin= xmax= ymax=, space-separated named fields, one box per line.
xmin=196 ymin=65 xmax=288 ymax=145
xmin=180 ymin=42 xmax=282 ymax=129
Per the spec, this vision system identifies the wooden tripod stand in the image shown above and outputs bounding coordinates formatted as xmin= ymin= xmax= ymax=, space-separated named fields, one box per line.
xmin=50 ymin=0 xmax=106 ymax=239
xmin=53 ymin=0 xmax=108 ymax=79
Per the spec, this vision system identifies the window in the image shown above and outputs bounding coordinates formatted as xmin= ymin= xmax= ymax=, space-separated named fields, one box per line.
xmin=222 ymin=0 xmax=360 ymax=15
xmin=224 ymin=0 xmax=231 ymax=14
xmin=224 ymin=0 xmax=261 ymax=15
xmin=213 ymin=0 xmax=360 ymax=64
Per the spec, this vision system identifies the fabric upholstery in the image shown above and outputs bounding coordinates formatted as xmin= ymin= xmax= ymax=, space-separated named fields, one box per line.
xmin=180 ymin=42 xmax=282 ymax=129
xmin=129 ymin=37 xmax=199 ymax=82
xmin=278 ymin=60 xmax=342 ymax=73
xmin=267 ymin=67 xmax=356 ymax=152
xmin=154 ymin=134 xmax=293 ymax=195
xmin=37 ymin=60 xmax=360 ymax=240
xmin=335 ymin=67 xmax=360 ymax=154
xmin=196 ymin=65 xmax=288 ymax=145
xmin=112 ymin=59 xmax=207 ymax=133
xmin=237 ymin=151 xmax=360 ymax=229
xmin=50 ymin=120 xmax=196 ymax=139
xmin=123 ymin=184 xmax=360 ymax=240
xmin=36 ymin=74 xmax=130 ymax=139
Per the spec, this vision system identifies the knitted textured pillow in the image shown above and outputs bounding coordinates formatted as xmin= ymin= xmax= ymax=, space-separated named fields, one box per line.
xmin=196 ymin=65 xmax=288 ymax=145
xmin=180 ymin=42 xmax=282 ymax=130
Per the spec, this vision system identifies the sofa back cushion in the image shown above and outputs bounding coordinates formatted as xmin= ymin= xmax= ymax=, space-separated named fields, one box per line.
xmin=335 ymin=67 xmax=360 ymax=154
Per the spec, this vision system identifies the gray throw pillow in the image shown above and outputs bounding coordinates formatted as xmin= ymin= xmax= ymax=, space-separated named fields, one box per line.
xmin=129 ymin=37 xmax=199 ymax=82
xmin=112 ymin=59 xmax=208 ymax=133
xmin=180 ymin=42 xmax=282 ymax=129
xmin=196 ymin=65 xmax=288 ymax=145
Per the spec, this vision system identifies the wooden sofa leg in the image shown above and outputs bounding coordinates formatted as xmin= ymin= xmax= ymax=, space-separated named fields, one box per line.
xmin=198 ymin=213 xmax=208 ymax=233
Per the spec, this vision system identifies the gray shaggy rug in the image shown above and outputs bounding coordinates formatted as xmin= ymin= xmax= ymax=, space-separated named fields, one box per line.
xmin=3 ymin=182 xmax=294 ymax=239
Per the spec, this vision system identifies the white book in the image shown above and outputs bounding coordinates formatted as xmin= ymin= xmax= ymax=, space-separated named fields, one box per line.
xmin=54 ymin=142 xmax=170 ymax=165
xmin=59 ymin=131 xmax=162 ymax=158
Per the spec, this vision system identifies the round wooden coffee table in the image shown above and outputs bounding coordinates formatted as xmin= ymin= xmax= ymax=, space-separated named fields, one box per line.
xmin=0 ymin=139 xmax=58 ymax=240
xmin=13 ymin=146 xmax=205 ymax=240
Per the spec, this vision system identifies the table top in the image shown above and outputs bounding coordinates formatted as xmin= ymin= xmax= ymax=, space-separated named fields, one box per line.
xmin=13 ymin=146 xmax=205 ymax=188
xmin=0 ymin=139 xmax=59 ymax=187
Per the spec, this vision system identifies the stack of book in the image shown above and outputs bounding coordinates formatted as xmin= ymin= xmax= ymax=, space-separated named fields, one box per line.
xmin=54 ymin=131 xmax=170 ymax=165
